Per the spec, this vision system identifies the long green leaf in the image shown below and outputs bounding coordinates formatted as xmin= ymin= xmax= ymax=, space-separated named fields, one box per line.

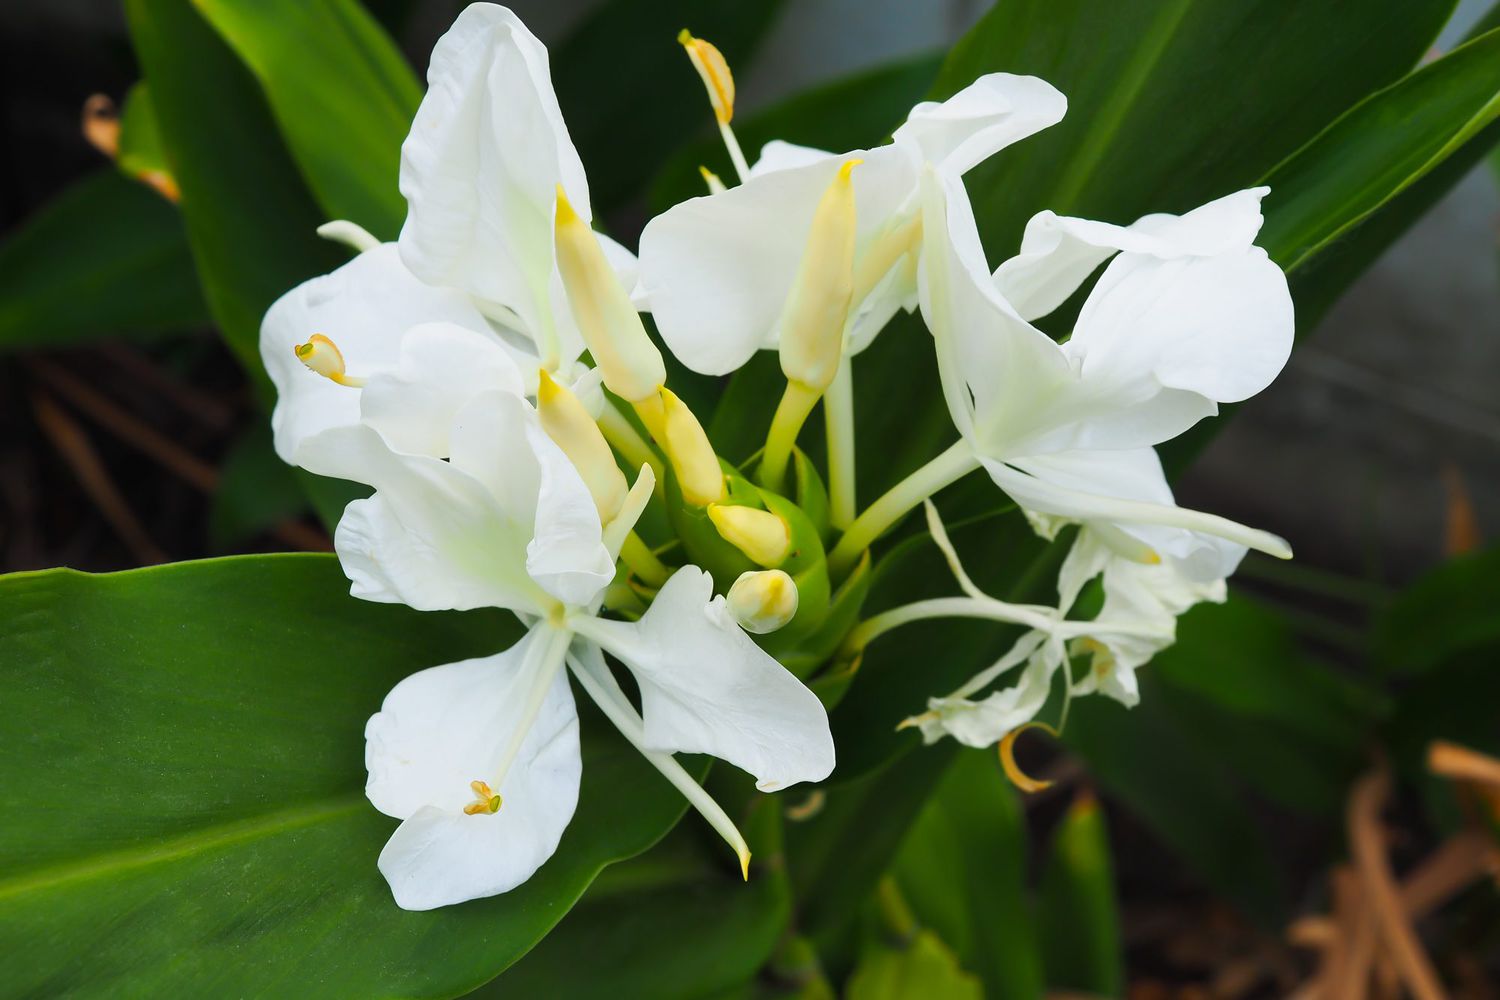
xmin=1037 ymin=793 xmax=1122 ymax=997
xmin=126 ymin=0 xmax=344 ymax=374
xmin=0 ymin=171 xmax=207 ymax=351
xmin=192 ymin=0 xmax=421 ymax=239
xmin=894 ymin=750 xmax=1043 ymax=1000
xmin=0 ymin=555 xmax=702 ymax=997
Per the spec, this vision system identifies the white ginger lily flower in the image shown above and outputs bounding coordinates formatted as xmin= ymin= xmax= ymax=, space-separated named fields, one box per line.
xmin=291 ymin=328 xmax=832 ymax=910
xmin=908 ymin=167 xmax=1295 ymax=565
xmin=637 ymin=73 xmax=1067 ymax=377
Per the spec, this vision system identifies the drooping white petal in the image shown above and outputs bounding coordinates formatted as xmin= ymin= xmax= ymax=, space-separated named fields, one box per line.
xmin=569 ymin=567 xmax=835 ymax=791
xmin=748 ymin=139 xmax=836 ymax=177
xmin=302 ymin=421 xmax=549 ymax=613
xmin=366 ymin=630 xmax=581 ymax=910
xmin=1067 ymin=246 xmax=1294 ymax=405
xmin=916 ymin=168 xmax=1072 ymax=447
xmin=259 ymin=244 xmax=490 ymax=467
xmin=638 ymin=145 xmax=916 ymax=376
xmin=893 ymin=73 xmax=1067 ymax=177
xmin=916 ymin=648 xmax=1057 ymax=748
xmin=397 ymin=3 xmax=586 ymax=361
xmin=993 ymin=187 xmax=1271 ymax=321
xmin=358 ymin=321 xmax=529 ymax=458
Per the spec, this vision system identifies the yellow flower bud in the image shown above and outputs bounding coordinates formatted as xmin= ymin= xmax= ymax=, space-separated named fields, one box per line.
xmin=708 ymin=503 xmax=791 ymax=567
xmin=536 ymin=369 xmax=628 ymax=522
xmin=677 ymin=30 xmax=735 ymax=125
xmin=554 ymin=186 xmax=665 ymax=403
xmin=294 ymin=334 xmax=366 ymax=387
xmin=726 ymin=569 xmax=799 ymax=634
xmin=698 ymin=164 xmax=727 ymax=195
xmin=660 ymin=387 xmax=726 ymax=507
xmin=778 ymin=160 xmax=860 ymax=393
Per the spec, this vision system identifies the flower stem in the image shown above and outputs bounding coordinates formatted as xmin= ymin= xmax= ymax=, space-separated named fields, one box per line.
xmin=825 ymin=356 xmax=856 ymax=529
xmin=758 ymin=379 xmax=821 ymax=495
xmin=719 ymin=120 xmax=750 ymax=183
xmin=598 ymin=401 xmax=664 ymax=495
xmin=842 ymin=595 xmax=1058 ymax=657
xmin=619 ymin=531 xmax=671 ymax=587
xmin=828 ymin=440 xmax=979 ymax=577
xmin=488 ymin=625 xmax=572 ymax=789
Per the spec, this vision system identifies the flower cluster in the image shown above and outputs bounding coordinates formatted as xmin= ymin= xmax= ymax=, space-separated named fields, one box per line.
xmin=262 ymin=3 xmax=1293 ymax=910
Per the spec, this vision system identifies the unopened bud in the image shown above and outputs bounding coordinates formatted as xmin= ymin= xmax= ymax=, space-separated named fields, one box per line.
xmin=778 ymin=160 xmax=860 ymax=393
xmin=554 ymin=186 xmax=665 ymax=403
xmin=727 ymin=569 xmax=799 ymax=634
xmin=661 ymin=388 xmax=726 ymax=506
xmin=678 ymin=30 xmax=735 ymax=125
xmin=537 ymin=369 xmax=628 ymax=521
xmin=708 ymin=503 xmax=791 ymax=567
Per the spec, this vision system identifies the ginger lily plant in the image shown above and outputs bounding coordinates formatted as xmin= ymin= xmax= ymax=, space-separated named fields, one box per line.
xmin=262 ymin=2 xmax=1293 ymax=910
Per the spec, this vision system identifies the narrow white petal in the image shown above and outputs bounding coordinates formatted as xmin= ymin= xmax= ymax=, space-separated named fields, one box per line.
xmin=570 ymin=567 xmax=835 ymax=791
xmin=894 ymin=73 xmax=1067 ymax=176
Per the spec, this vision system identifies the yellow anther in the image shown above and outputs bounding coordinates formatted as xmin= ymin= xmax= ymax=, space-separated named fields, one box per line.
xmin=554 ymin=186 xmax=665 ymax=404
xmin=708 ymin=504 xmax=792 ymax=567
xmin=698 ymin=164 xmax=726 ymax=195
xmin=678 ymin=30 xmax=735 ymax=124
xmin=537 ymin=369 xmax=629 ymax=522
xmin=294 ymin=334 xmax=366 ymax=387
xmin=726 ymin=569 xmax=799 ymax=633
xmin=463 ymin=779 xmax=503 ymax=815
xmin=778 ymin=160 xmax=861 ymax=394
xmin=999 ymin=722 xmax=1057 ymax=794
xmin=660 ymin=388 xmax=726 ymax=507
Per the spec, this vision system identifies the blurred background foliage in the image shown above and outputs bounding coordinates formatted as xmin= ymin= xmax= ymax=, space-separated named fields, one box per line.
xmin=1 ymin=0 xmax=1498 ymax=997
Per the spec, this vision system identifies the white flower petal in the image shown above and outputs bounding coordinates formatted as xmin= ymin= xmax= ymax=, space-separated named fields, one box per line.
xmin=894 ymin=73 xmax=1067 ymax=177
xmin=1068 ymin=246 xmax=1294 ymax=405
xmin=638 ymin=145 xmax=915 ymax=376
xmin=259 ymin=244 xmax=489 ymax=469
xmin=366 ymin=633 xmax=581 ymax=910
xmin=571 ymin=567 xmax=835 ymax=791
xmin=920 ymin=651 xmax=1056 ymax=748
xmin=994 ymin=188 xmax=1271 ymax=321
xmin=522 ymin=420 xmax=614 ymax=608
xmin=749 ymin=139 xmax=836 ymax=177
xmin=304 ymin=422 xmax=547 ymax=613
xmin=397 ymin=3 xmax=587 ymax=359
xmin=359 ymin=321 xmax=529 ymax=458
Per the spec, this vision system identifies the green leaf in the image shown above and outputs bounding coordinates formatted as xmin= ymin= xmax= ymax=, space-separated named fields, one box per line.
xmin=553 ymin=0 xmax=787 ymax=213
xmin=940 ymin=0 xmax=1456 ymax=251
xmin=489 ymin=826 xmax=790 ymax=998
xmin=651 ymin=52 xmax=943 ymax=212
xmin=0 ymin=556 xmax=702 ymax=997
xmin=894 ymin=750 xmax=1044 ymax=1000
xmin=192 ymin=0 xmax=421 ymax=239
xmin=1037 ymin=793 xmax=1123 ymax=997
xmin=0 ymin=170 xmax=207 ymax=351
xmin=847 ymin=930 xmax=983 ymax=1000
xmin=1260 ymin=26 xmax=1500 ymax=276
xmin=1373 ymin=546 xmax=1500 ymax=677
xmin=127 ymin=0 xmax=345 ymax=375
xmin=116 ymin=83 xmax=173 ymax=186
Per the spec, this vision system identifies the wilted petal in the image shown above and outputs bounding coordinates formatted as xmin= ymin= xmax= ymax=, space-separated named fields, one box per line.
xmin=260 ymin=244 xmax=490 ymax=467
xmin=918 ymin=651 xmax=1056 ymax=748
xmin=894 ymin=73 xmax=1066 ymax=176
xmin=366 ymin=631 xmax=581 ymax=910
xmin=571 ymin=567 xmax=835 ymax=791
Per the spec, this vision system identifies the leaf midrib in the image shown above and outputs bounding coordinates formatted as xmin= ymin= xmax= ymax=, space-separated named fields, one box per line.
xmin=0 ymin=793 xmax=365 ymax=901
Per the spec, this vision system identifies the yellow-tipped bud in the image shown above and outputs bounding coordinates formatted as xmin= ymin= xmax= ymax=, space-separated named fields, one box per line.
xmin=536 ymin=369 xmax=629 ymax=522
xmin=708 ymin=504 xmax=791 ymax=567
xmin=678 ymin=30 xmax=735 ymax=125
xmin=698 ymin=164 xmax=727 ymax=195
xmin=554 ymin=186 xmax=665 ymax=403
xmin=726 ymin=569 xmax=799 ymax=634
xmin=778 ymin=160 xmax=860 ymax=393
xmin=294 ymin=334 xmax=366 ymax=387
xmin=660 ymin=387 xmax=726 ymax=506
